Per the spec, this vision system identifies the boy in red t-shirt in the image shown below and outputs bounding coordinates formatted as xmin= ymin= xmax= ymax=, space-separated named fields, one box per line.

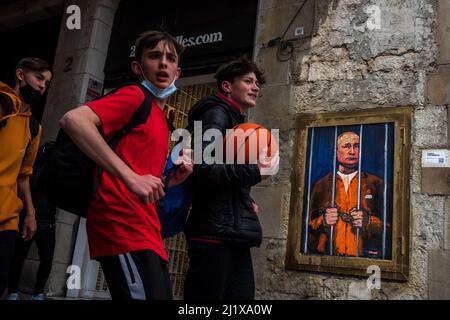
xmin=59 ymin=31 xmax=192 ymax=300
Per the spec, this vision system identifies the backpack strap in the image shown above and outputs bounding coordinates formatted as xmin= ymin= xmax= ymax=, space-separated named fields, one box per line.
xmin=92 ymin=82 xmax=153 ymax=194
xmin=166 ymin=117 xmax=175 ymax=132
xmin=108 ymin=82 xmax=153 ymax=149
xmin=29 ymin=116 xmax=40 ymax=141
xmin=90 ymin=82 xmax=142 ymax=101
xmin=92 ymin=82 xmax=176 ymax=194
xmin=101 ymin=82 xmax=175 ymax=137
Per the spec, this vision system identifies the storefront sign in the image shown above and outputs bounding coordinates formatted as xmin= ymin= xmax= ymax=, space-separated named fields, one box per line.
xmin=104 ymin=0 xmax=257 ymax=81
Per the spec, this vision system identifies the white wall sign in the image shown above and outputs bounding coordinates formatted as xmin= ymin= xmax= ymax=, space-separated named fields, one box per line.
xmin=421 ymin=149 xmax=450 ymax=167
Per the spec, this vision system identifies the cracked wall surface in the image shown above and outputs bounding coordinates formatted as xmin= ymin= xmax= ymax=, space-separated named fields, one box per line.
xmin=252 ymin=0 xmax=447 ymax=299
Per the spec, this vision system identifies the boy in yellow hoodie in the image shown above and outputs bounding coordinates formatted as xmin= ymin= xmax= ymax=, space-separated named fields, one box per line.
xmin=0 ymin=57 xmax=52 ymax=296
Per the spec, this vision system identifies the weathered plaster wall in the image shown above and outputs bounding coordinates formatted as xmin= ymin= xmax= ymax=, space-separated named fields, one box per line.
xmin=251 ymin=0 xmax=449 ymax=299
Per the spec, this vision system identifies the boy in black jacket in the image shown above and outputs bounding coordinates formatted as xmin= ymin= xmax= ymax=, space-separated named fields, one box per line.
xmin=184 ymin=57 xmax=278 ymax=300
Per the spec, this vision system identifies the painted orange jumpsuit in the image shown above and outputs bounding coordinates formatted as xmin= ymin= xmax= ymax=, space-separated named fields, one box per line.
xmin=308 ymin=172 xmax=384 ymax=257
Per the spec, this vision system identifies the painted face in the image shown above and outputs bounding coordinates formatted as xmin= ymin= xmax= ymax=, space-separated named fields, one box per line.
xmin=337 ymin=132 xmax=360 ymax=168
xmin=138 ymin=41 xmax=181 ymax=90
xmin=19 ymin=69 xmax=52 ymax=95
xmin=226 ymin=72 xmax=260 ymax=110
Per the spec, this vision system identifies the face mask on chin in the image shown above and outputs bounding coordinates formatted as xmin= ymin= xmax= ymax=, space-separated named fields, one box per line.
xmin=141 ymin=79 xmax=177 ymax=100
xmin=138 ymin=64 xmax=177 ymax=100
xmin=19 ymin=82 xmax=43 ymax=105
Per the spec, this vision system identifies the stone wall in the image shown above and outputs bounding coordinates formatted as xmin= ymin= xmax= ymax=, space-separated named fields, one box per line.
xmin=251 ymin=0 xmax=449 ymax=299
xmin=2 ymin=0 xmax=447 ymax=300
xmin=37 ymin=0 xmax=120 ymax=297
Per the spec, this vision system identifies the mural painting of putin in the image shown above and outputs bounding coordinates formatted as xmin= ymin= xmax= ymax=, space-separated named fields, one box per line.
xmin=301 ymin=124 xmax=394 ymax=260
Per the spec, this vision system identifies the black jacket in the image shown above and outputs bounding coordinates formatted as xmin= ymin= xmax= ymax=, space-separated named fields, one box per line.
xmin=30 ymin=141 xmax=57 ymax=222
xmin=184 ymin=94 xmax=262 ymax=247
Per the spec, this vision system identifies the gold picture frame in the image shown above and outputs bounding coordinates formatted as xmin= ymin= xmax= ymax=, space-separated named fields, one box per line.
xmin=286 ymin=107 xmax=411 ymax=281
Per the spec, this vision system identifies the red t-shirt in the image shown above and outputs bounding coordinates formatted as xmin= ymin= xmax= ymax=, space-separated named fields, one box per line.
xmin=85 ymin=85 xmax=169 ymax=262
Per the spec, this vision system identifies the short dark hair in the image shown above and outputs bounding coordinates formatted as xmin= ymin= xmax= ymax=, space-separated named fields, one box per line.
xmin=215 ymin=57 xmax=265 ymax=93
xmin=15 ymin=57 xmax=53 ymax=75
xmin=133 ymin=30 xmax=184 ymax=62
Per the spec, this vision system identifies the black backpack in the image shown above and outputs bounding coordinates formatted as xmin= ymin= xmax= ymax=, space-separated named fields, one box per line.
xmin=30 ymin=141 xmax=57 ymax=220
xmin=39 ymin=82 xmax=173 ymax=217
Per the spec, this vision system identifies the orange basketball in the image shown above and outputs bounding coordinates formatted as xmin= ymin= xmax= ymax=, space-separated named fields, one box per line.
xmin=224 ymin=123 xmax=278 ymax=164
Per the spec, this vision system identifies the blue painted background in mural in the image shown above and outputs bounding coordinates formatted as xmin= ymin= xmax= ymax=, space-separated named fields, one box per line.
xmin=300 ymin=123 xmax=394 ymax=260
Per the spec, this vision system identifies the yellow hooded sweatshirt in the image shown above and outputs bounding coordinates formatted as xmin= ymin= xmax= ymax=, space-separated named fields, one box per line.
xmin=0 ymin=81 xmax=41 ymax=232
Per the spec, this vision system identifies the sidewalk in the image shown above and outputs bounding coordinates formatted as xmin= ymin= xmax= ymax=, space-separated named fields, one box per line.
xmin=2 ymin=291 xmax=110 ymax=300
